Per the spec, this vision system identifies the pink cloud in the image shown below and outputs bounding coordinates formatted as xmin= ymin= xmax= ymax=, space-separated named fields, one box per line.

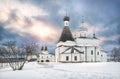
xmin=0 ymin=1 xmax=60 ymax=42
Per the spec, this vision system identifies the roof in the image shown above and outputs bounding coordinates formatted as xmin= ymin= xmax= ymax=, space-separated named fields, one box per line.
xmin=60 ymin=46 xmax=84 ymax=54
xmin=78 ymin=37 xmax=98 ymax=39
xmin=58 ymin=26 xmax=74 ymax=42
xmin=39 ymin=52 xmax=55 ymax=56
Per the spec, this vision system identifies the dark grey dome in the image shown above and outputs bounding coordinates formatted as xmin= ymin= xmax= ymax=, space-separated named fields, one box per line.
xmin=63 ymin=16 xmax=70 ymax=21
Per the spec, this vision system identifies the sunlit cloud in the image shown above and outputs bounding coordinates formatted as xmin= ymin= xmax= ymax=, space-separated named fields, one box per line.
xmin=0 ymin=0 xmax=119 ymax=52
xmin=82 ymin=22 xmax=120 ymax=46
xmin=0 ymin=0 xmax=48 ymax=17
xmin=99 ymin=35 xmax=120 ymax=43
xmin=29 ymin=20 xmax=59 ymax=41
xmin=0 ymin=5 xmax=10 ymax=22
xmin=0 ymin=0 xmax=60 ymax=42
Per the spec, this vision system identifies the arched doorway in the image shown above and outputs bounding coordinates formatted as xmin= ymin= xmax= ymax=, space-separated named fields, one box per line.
xmin=41 ymin=60 xmax=44 ymax=62
xmin=46 ymin=60 xmax=49 ymax=62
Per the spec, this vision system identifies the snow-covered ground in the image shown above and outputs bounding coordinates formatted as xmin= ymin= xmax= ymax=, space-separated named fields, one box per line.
xmin=0 ymin=62 xmax=120 ymax=79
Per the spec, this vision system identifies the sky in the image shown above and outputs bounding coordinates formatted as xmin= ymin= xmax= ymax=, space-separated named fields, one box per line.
xmin=0 ymin=0 xmax=120 ymax=53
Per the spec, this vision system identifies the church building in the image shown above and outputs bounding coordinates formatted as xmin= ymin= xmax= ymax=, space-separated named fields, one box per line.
xmin=37 ymin=46 xmax=55 ymax=63
xmin=55 ymin=15 xmax=107 ymax=63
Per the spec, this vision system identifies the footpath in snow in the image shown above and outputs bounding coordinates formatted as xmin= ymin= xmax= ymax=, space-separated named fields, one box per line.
xmin=0 ymin=62 xmax=120 ymax=79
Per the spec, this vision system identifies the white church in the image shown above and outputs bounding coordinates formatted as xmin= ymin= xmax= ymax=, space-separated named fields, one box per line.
xmin=36 ymin=15 xmax=107 ymax=63
xmin=55 ymin=15 xmax=107 ymax=63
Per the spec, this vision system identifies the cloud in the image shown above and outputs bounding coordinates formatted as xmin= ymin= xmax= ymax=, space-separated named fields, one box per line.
xmin=0 ymin=0 xmax=60 ymax=42
xmin=99 ymin=35 xmax=120 ymax=43
xmin=0 ymin=0 xmax=120 ymax=52
xmin=0 ymin=0 xmax=48 ymax=17
xmin=73 ymin=21 xmax=103 ymax=37
xmin=0 ymin=23 xmax=20 ymax=41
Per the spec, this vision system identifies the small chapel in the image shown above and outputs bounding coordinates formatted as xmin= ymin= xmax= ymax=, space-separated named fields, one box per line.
xmin=55 ymin=15 xmax=107 ymax=63
xmin=37 ymin=46 xmax=55 ymax=63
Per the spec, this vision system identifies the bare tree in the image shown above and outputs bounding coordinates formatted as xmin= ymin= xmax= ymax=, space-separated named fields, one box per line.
xmin=2 ymin=41 xmax=26 ymax=71
xmin=111 ymin=47 xmax=120 ymax=62
xmin=0 ymin=47 xmax=5 ymax=68
xmin=23 ymin=41 xmax=38 ymax=62
xmin=0 ymin=46 xmax=11 ymax=68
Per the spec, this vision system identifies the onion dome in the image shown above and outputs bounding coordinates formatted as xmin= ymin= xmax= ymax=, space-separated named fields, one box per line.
xmin=63 ymin=16 xmax=69 ymax=21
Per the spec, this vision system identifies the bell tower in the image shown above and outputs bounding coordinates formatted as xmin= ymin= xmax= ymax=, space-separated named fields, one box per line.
xmin=63 ymin=10 xmax=69 ymax=26
xmin=76 ymin=16 xmax=88 ymax=38
xmin=58 ymin=14 xmax=74 ymax=42
xmin=63 ymin=16 xmax=69 ymax=26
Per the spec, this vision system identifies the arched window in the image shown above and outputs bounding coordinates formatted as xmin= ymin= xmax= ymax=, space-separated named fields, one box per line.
xmin=74 ymin=56 xmax=77 ymax=61
xmin=91 ymin=50 xmax=93 ymax=55
xmin=66 ymin=22 xmax=68 ymax=25
xmin=97 ymin=52 xmax=99 ymax=55
xmin=46 ymin=60 xmax=49 ymax=62
xmin=101 ymin=55 xmax=103 ymax=57
xmin=66 ymin=56 xmax=69 ymax=61
xmin=41 ymin=60 xmax=44 ymax=62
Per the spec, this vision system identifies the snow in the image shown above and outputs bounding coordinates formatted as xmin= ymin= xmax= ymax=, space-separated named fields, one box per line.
xmin=0 ymin=62 xmax=120 ymax=79
xmin=57 ymin=41 xmax=76 ymax=46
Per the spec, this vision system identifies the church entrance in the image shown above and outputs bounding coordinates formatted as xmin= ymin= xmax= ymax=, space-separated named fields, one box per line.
xmin=41 ymin=60 xmax=44 ymax=62
xmin=46 ymin=60 xmax=49 ymax=62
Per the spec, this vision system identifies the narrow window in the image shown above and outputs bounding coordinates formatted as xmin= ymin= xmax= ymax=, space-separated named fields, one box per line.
xmin=66 ymin=22 xmax=68 ymax=25
xmin=97 ymin=52 xmax=99 ymax=55
xmin=41 ymin=60 xmax=44 ymax=62
xmin=46 ymin=60 xmax=49 ymax=62
xmin=101 ymin=55 xmax=103 ymax=57
xmin=66 ymin=56 xmax=69 ymax=61
xmin=91 ymin=50 xmax=93 ymax=55
xmin=74 ymin=56 xmax=77 ymax=61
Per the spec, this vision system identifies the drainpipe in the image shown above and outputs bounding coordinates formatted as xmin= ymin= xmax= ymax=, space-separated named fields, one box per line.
xmin=71 ymin=53 xmax=72 ymax=63
xmin=85 ymin=46 xmax=87 ymax=62
xmin=94 ymin=46 xmax=96 ymax=62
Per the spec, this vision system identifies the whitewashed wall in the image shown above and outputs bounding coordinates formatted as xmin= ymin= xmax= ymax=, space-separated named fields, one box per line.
xmin=59 ymin=53 xmax=83 ymax=62
xmin=55 ymin=38 xmax=107 ymax=62
xmin=27 ymin=55 xmax=37 ymax=61
xmin=38 ymin=54 xmax=55 ymax=62
xmin=76 ymin=38 xmax=100 ymax=47
xmin=101 ymin=50 xmax=107 ymax=62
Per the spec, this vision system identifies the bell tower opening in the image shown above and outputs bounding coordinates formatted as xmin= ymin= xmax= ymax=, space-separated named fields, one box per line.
xmin=64 ymin=16 xmax=70 ymax=26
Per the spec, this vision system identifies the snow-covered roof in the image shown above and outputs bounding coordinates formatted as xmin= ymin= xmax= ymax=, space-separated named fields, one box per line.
xmin=57 ymin=41 xmax=76 ymax=47
xmin=61 ymin=47 xmax=84 ymax=54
